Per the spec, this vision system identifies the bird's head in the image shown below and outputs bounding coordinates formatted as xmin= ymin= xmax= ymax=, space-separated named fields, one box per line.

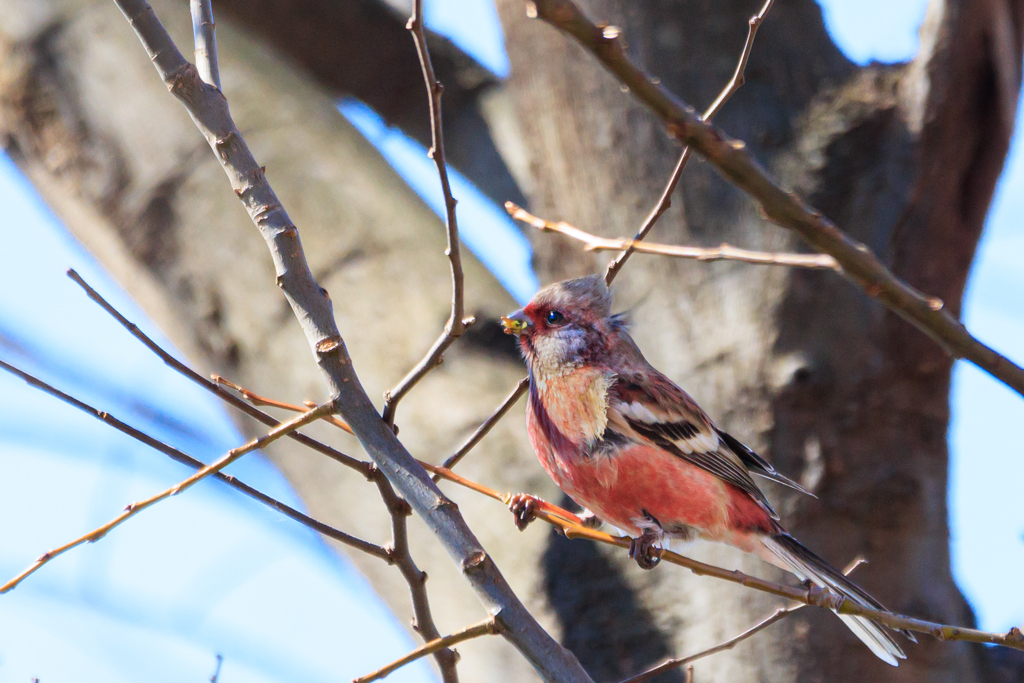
xmin=501 ymin=274 xmax=614 ymax=375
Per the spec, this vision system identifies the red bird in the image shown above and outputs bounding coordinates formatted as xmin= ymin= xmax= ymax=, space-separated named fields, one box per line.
xmin=501 ymin=274 xmax=912 ymax=666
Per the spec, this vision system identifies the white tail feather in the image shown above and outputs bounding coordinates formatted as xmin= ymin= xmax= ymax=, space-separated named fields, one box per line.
xmin=762 ymin=535 xmax=906 ymax=666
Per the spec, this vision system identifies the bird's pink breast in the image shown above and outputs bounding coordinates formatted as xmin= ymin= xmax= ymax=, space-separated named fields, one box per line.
xmin=527 ymin=377 xmax=774 ymax=543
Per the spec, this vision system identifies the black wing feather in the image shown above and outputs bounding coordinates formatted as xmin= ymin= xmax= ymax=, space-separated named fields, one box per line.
xmin=716 ymin=429 xmax=815 ymax=498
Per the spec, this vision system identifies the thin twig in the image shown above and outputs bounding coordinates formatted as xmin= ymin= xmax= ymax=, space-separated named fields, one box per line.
xmin=70 ymin=268 xmax=455 ymax=680
xmin=507 ymin=203 xmax=838 ymax=271
xmin=205 ymin=384 xmax=1024 ymax=654
xmin=189 ymin=0 xmax=219 ymax=89
xmin=213 ymin=375 xmax=354 ymax=434
xmin=528 ymin=0 xmax=1024 ymax=399
xmin=221 ymin=383 xmax=459 ymax=681
xmin=354 ymin=616 xmax=503 ymax=683
xmin=67 ymin=270 xmax=365 ymax=474
xmin=417 ymin=462 xmax=1024 ymax=651
xmin=112 ymin=2 xmax=596 ymax=678
xmin=434 ymin=376 xmax=530 ymax=479
xmin=0 ymin=357 xmax=387 ymax=560
xmin=0 ymin=402 xmax=333 ymax=594
xmin=618 ymin=558 xmax=865 ymax=683
xmin=382 ymin=0 xmax=476 ymax=429
xmin=603 ymin=0 xmax=774 ymax=284
xmin=624 ymin=609 xmax=792 ymax=682
xmin=371 ymin=459 xmax=459 ymax=681
xmin=210 ymin=654 xmax=224 ymax=683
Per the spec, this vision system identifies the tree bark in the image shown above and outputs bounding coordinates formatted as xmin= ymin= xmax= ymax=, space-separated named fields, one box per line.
xmin=491 ymin=0 xmax=1024 ymax=681
xmin=2 ymin=0 xmax=1023 ymax=681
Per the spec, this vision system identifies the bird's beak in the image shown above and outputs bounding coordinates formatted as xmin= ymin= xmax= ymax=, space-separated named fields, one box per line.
xmin=501 ymin=309 xmax=532 ymax=336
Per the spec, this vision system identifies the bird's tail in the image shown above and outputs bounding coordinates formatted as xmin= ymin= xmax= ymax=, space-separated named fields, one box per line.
xmin=761 ymin=533 xmax=913 ymax=667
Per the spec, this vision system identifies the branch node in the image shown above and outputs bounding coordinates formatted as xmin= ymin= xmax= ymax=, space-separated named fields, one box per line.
xmin=461 ymin=550 xmax=488 ymax=573
xmin=252 ymin=202 xmax=282 ymax=224
xmin=806 ymin=584 xmax=845 ymax=611
xmin=315 ymin=336 xmax=342 ymax=354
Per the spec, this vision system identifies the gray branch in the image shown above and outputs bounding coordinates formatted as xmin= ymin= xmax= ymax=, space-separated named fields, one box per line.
xmin=108 ymin=1 xmax=592 ymax=680
xmin=190 ymin=0 xmax=220 ymax=88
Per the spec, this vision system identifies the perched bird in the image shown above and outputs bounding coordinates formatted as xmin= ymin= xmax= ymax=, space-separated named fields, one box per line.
xmin=501 ymin=274 xmax=912 ymax=666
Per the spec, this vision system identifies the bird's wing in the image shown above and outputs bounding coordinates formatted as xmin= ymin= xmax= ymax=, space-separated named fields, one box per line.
xmin=608 ymin=372 xmax=780 ymax=519
xmin=715 ymin=429 xmax=814 ymax=497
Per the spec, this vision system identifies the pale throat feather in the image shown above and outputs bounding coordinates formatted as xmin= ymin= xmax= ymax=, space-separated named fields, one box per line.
xmin=534 ymin=367 xmax=612 ymax=448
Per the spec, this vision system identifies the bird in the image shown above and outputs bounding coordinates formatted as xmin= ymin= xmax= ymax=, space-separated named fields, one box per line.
xmin=500 ymin=274 xmax=913 ymax=666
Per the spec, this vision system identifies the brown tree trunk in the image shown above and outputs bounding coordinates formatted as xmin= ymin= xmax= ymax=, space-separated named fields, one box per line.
xmin=2 ymin=0 xmax=1023 ymax=681
xmin=491 ymin=0 xmax=1024 ymax=681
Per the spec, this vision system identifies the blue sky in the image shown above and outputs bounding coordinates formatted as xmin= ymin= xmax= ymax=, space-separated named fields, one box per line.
xmin=0 ymin=1 xmax=1020 ymax=681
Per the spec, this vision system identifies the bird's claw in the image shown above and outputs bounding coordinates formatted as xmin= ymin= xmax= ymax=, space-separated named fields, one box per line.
xmin=628 ymin=531 xmax=662 ymax=570
xmin=508 ymin=493 xmax=540 ymax=531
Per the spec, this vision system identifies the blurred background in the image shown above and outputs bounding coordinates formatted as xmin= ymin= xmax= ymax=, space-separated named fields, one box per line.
xmin=0 ymin=0 xmax=1021 ymax=681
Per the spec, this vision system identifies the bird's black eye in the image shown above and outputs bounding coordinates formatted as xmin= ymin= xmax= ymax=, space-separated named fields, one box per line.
xmin=546 ymin=310 xmax=565 ymax=325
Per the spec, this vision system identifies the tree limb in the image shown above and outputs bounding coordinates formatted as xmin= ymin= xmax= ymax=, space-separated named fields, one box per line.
xmin=108 ymin=2 xmax=592 ymax=679
xmin=617 ymin=559 xmax=866 ymax=683
xmin=382 ymin=0 xmax=475 ymax=429
xmin=190 ymin=377 xmax=1024 ymax=655
xmin=190 ymin=0 xmax=219 ymax=88
xmin=526 ymin=0 xmax=1024 ymax=399
xmin=71 ymin=271 xmax=463 ymax=683
xmin=0 ymin=401 xmax=334 ymax=593
xmin=419 ymin=461 xmax=1024 ymax=652
xmin=354 ymin=616 xmax=503 ymax=683
xmin=507 ymin=202 xmax=840 ymax=271
xmin=435 ymin=376 xmax=529 ymax=477
xmin=603 ymin=0 xmax=775 ymax=284
xmin=66 ymin=270 xmax=367 ymax=476
xmin=0 ymin=357 xmax=387 ymax=560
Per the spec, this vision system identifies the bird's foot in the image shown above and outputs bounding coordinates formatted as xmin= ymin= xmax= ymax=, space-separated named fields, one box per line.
xmin=579 ymin=510 xmax=603 ymax=529
xmin=508 ymin=493 xmax=541 ymax=531
xmin=628 ymin=530 xmax=662 ymax=570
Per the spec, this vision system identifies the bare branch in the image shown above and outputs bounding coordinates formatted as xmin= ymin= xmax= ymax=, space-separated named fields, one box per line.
xmin=527 ymin=0 xmax=1024 ymax=399
xmin=206 ymin=377 xmax=458 ymax=681
xmin=354 ymin=616 xmax=503 ymax=683
xmin=418 ymin=461 xmax=1024 ymax=652
xmin=0 ymin=358 xmax=388 ymax=560
xmin=190 ymin=0 xmax=220 ymax=89
xmin=383 ymin=324 xmax=475 ymax=429
xmin=435 ymin=376 xmax=530 ymax=478
xmin=212 ymin=375 xmax=354 ymax=434
xmin=109 ymin=1 xmax=583 ymax=677
xmin=0 ymin=402 xmax=333 ymax=593
xmin=603 ymin=0 xmax=774 ymax=284
xmin=70 ymin=267 xmax=460 ymax=681
xmin=378 ymin=469 xmax=459 ymax=682
xmin=625 ymin=610 xmax=794 ymax=683
xmin=209 ymin=654 xmax=223 ymax=683
xmin=201 ymin=380 xmax=1024 ymax=655
xmin=67 ymin=270 xmax=367 ymax=476
xmin=381 ymin=0 xmax=476 ymax=429
xmin=700 ymin=0 xmax=775 ymax=122
xmin=619 ymin=558 xmax=866 ymax=683
xmin=507 ymin=203 xmax=839 ymax=271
